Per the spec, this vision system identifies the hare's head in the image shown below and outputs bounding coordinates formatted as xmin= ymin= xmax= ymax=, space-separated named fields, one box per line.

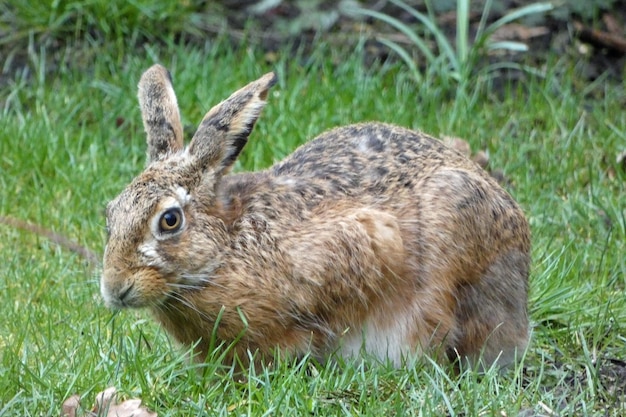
xmin=101 ymin=65 xmax=277 ymax=309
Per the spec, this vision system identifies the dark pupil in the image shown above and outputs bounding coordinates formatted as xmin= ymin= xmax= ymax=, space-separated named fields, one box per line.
xmin=163 ymin=211 xmax=178 ymax=227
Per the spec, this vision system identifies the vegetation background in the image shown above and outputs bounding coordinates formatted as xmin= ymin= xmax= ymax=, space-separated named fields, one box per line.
xmin=0 ymin=0 xmax=625 ymax=415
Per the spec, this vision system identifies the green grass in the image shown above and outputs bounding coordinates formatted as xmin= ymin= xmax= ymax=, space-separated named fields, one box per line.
xmin=352 ymin=0 xmax=553 ymax=86
xmin=1 ymin=33 xmax=625 ymax=417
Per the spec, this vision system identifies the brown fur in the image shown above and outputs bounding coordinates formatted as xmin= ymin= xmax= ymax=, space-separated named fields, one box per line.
xmin=101 ymin=64 xmax=531 ymax=369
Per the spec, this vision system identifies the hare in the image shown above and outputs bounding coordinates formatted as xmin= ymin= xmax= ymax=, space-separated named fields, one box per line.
xmin=101 ymin=64 xmax=531 ymax=369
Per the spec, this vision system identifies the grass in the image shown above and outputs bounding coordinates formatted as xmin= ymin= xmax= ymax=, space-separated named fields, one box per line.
xmin=0 ymin=0 xmax=208 ymax=47
xmin=352 ymin=0 xmax=553 ymax=88
xmin=1 ymin=14 xmax=625 ymax=417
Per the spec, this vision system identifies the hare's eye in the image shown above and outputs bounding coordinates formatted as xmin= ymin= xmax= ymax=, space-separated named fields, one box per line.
xmin=159 ymin=208 xmax=182 ymax=232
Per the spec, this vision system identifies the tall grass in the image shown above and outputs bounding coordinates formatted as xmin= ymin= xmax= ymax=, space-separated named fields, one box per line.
xmin=353 ymin=0 xmax=553 ymax=91
xmin=0 ymin=0 xmax=206 ymax=46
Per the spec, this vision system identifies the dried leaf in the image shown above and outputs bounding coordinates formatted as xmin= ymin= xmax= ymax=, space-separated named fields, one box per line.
xmin=60 ymin=387 xmax=157 ymax=417
xmin=490 ymin=23 xmax=550 ymax=42
xmin=94 ymin=387 xmax=117 ymax=413
xmin=104 ymin=399 xmax=157 ymax=417
xmin=61 ymin=395 xmax=81 ymax=417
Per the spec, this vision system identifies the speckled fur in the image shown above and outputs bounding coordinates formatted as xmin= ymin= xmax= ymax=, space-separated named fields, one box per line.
xmin=101 ymin=64 xmax=531 ymax=369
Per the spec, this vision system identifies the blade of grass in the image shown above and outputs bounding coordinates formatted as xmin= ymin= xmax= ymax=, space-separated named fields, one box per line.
xmin=488 ymin=41 xmax=530 ymax=52
xmin=354 ymin=7 xmax=436 ymax=63
xmin=456 ymin=0 xmax=470 ymax=65
xmin=376 ymin=37 xmax=423 ymax=83
xmin=487 ymin=2 xmax=554 ymax=33
xmin=390 ymin=0 xmax=458 ymax=71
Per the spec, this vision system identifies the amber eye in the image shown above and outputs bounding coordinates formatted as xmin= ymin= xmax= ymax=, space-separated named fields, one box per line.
xmin=159 ymin=208 xmax=183 ymax=232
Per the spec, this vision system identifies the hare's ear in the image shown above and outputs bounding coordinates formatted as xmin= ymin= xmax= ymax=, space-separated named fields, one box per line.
xmin=188 ymin=72 xmax=277 ymax=176
xmin=137 ymin=64 xmax=184 ymax=163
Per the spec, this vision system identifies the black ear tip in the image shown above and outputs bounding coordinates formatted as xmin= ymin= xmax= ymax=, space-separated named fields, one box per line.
xmin=152 ymin=64 xmax=173 ymax=84
xmin=259 ymin=72 xmax=278 ymax=100
xmin=267 ymin=72 xmax=278 ymax=88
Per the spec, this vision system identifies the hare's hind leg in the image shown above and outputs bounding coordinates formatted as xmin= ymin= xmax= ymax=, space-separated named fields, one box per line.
xmin=451 ymin=249 xmax=530 ymax=369
xmin=419 ymin=168 xmax=530 ymax=369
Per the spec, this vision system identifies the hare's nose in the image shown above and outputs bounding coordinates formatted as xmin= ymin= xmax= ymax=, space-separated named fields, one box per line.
xmin=112 ymin=282 xmax=135 ymax=307
xmin=100 ymin=270 xmax=135 ymax=309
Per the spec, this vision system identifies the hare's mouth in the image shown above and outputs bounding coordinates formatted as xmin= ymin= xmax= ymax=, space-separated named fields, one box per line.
xmin=101 ymin=267 xmax=170 ymax=309
xmin=101 ymin=280 xmax=138 ymax=309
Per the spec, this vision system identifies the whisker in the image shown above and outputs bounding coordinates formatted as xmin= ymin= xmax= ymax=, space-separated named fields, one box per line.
xmin=179 ymin=273 xmax=228 ymax=290
xmin=160 ymin=290 xmax=216 ymax=323
xmin=166 ymin=282 xmax=204 ymax=291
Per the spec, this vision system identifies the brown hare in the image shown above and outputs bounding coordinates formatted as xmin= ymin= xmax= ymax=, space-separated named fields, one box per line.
xmin=101 ymin=64 xmax=531 ymax=369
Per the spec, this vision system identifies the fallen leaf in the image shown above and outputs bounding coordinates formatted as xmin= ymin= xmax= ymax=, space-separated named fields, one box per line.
xmin=94 ymin=386 xmax=117 ymax=412
xmin=61 ymin=395 xmax=81 ymax=417
xmin=490 ymin=23 xmax=550 ymax=42
xmin=60 ymin=387 xmax=157 ymax=417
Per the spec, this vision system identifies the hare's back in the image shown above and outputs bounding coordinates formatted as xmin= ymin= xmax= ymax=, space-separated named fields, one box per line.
xmin=271 ymin=122 xmax=477 ymax=197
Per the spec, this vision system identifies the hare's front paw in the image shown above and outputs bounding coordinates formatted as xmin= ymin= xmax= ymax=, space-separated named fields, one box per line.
xmin=353 ymin=209 xmax=404 ymax=269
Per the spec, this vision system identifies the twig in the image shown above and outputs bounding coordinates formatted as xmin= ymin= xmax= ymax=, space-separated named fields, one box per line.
xmin=0 ymin=215 xmax=100 ymax=267
xmin=574 ymin=21 xmax=626 ymax=54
